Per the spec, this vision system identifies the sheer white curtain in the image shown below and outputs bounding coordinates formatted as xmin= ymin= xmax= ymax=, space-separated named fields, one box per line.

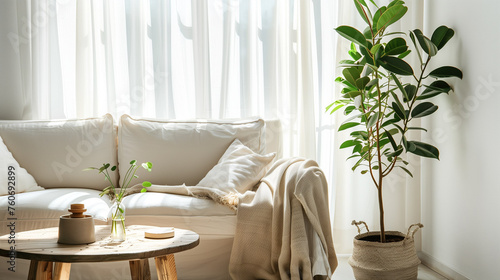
xmin=8 ymin=0 xmax=336 ymax=160
xmin=2 ymin=0 xmax=425 ymax=254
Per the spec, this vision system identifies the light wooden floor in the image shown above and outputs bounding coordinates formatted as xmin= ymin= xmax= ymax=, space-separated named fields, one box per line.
xmin=335 ymin=255 xmax=449 ymax=280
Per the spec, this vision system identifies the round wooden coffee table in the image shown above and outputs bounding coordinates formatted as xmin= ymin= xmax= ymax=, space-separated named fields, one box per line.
xmin=0 ymin=225 xmax=199 ymax=280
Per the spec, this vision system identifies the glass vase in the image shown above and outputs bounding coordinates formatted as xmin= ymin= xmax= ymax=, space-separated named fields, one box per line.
xmin=109 ymin=199 xmax=126 ymax=242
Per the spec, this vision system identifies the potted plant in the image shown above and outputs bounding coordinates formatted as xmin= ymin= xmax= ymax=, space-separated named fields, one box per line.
xmin=85 ymin=160 xmax=153 ymax=242
xmin=327 ymin=0 xmax=462 ymax=278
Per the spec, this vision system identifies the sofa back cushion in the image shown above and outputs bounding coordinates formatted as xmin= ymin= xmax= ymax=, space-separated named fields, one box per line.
xmin=118 ymin=115 xmax=266 ymax=186
xmin=0 ymin=114 xmax=117 ymax=190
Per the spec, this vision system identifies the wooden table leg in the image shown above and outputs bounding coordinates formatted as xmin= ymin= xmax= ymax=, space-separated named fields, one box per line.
xmin=155 ymin=255 xmax=177 ymax=280
xmin=27 ymin=260 xmax=53 ymax=280
xmin=129 ymin=259 xmax=151 ymax=280
xmin=53 ymin=262 xmax=71 ymax=280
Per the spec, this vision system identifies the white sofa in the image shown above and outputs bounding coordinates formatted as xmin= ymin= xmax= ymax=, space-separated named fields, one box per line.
xmin=0 ymin=114 xmax=283 ymax=280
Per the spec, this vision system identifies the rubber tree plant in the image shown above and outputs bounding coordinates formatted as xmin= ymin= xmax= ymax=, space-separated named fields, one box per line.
xmin=327 ymin=0 xmax=462 ymax=242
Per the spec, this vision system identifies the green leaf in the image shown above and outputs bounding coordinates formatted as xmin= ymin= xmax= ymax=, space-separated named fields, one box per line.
xmin=379 ymin=138 xmax=391 ymax=148
xmin=336 ymin=25 xmax=368 ymax=48
xmin=379 ymin=56 xmax=414 ymax=76
xmin=388 ymin=0 xmax=404 ymax=8
xmin=431 ymin=25 xmax=455 ymax=50
xmin=343 ymin=91 xmax=362 ymax=98
xmin=392 ymin=102 xmax=406 ymax=120
xmin=398 ymin=166 xmax=413 ymax=177
xmin=355 ymin=77 xmax=370 ymax=89
xmin=354 ymin=0 xmax=371 ymax=25
xmin=111 ymin=166 xmax=117 ymax=171
xmin=409 ymin=31 xmax=423 ymax=63
xmin=387 ymin=146 xmax=404 ymax=157
xmin=368 ymin=0 xmax=379 ymax=8
xmin=359 ymin=46 xmax=374 ymax=65
xmin=339 ymin=122 xmax=360 ymax=131
xmin=385 ymin=37 xmax=408 ymax=55
xmin=142 ymin=181 xmax=152 ymax=187
xmin=384 ymin=130 xmax=398 ymax=151
xmin=130 ymin=160 xmax=137 ymax=165
xmin=398 ymin=49 xmax=411 ymax=59
xmin=349 ymin=50 xmax=362 ymax=61
xmin=412 ymin=29 xmax=438 ymax=56
xmin=349 ymin=43 xmax=362 ymax=60
xmin=391 ymin=73 xmax=409 ymax=101
xmin=411 ymin=102 xmax=438 ymax=118
xmin=343 ymin=67 xmax=361 ymax=86
xmin=404 ymin=85 xmax=417 ymax=102
xmin=373 ymin=44 xmax=384 ymax=62
xmin=356 ymin=0 xmax=368 ymax=6
xmin=351 ymin=130 xmax=369 ymax=140
xmin=371 ymin=44 xmax=383 ymax=55
xmin=381 ymin=118 xmax=398 ymax=128
xmin=366 ymin=78 xmax=379 ymax=89
xmin=345 ymin=105 xmax=356 ymax=115
xmin=339 ymin=60 xmax=356 ymax=66
xmin=376 ymin=4 xmax=407 ymax=31
xmin=372 ymin=6 xmax=387 ymax=31
xmin=142 ymin=162 xmax=153 ymax=171
xmin=99 ymin=189 xmax=110 ymax=197
xmin=429 ymin=66 xmax=463 ymax=79
xmin=329 ymin=105 xmax=344 ymax=114
xmin=407 ymin=141 xmax=440 ymax=159
xmin=418 ymin=80 xmax=452 ymax=100
xmin=82 ymin=167 xmax=98 ymax=171
xmin=326 ymin=101 xmax=337 ymax=112
xmin=390 ymin=90 xmax=405 ymax=115
xmin=340 ymin=140 xmax=360 ymax=149
xmin=408 ymin=127 xmax=428 ymax=132
xmin=363 ymin=27 xmax=373 ymax=40
xmin=140 ymin=188 xmax=147 ymax=193
xmin=367 ymin=112 xmax=380 ymax=128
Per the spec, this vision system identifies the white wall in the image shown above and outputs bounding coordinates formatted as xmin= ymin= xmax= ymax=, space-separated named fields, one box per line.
xmin=421 ymin=0 xmax=500 ymax=279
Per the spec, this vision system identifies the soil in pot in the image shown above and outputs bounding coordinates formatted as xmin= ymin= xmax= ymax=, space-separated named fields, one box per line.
xmin=359 ymin=234 xmax=404 ymax=243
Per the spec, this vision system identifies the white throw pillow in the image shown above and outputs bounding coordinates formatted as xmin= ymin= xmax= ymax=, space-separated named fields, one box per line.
xmin=0 ymin=136 xmax=43 ymax=196
xmin=197 ymin=139 xmax=276 ymax=194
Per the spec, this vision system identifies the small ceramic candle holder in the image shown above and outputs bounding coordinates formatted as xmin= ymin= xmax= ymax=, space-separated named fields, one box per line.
xmin=58 ymin=203 xmax=95 ymax=244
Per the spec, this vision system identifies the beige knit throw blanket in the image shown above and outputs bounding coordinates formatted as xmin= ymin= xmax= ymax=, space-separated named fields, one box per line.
xmin=124 ymin=157 xmax=337 ymax=279
xmin=229 ymin=158 xmax=338 ymax=279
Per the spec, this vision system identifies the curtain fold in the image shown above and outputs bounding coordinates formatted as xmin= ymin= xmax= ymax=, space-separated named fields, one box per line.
xmin=2 ymin=0 xmax=425 ymax=255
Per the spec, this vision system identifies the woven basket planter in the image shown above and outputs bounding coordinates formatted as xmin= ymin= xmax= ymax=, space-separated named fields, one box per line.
xmin=348 ymin=222 xmax=423 ymax=280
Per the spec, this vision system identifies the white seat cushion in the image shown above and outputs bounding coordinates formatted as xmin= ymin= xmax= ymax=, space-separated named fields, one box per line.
xmin=122 ymin=192 xmax=235 ymax=217
xmin=0 ymin=188 xmax=109 ymax=235
xmin=118 ymin=115 xmax=266 ymax=186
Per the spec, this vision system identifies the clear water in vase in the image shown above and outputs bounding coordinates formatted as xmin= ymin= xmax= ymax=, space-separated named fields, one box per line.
xmin=109 ymin=200 xmax=126 ymax=242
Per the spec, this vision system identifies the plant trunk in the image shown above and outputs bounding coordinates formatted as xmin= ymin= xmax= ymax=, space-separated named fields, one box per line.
xmin=378 ymin=182 xmax=386 ymax=243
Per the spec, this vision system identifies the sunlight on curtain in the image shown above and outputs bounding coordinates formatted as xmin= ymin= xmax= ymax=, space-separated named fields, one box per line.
xmin=3 ymin=0 xmax=424 ymax=255
xmin=10 ymin=0 xmax=337 ymax=161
